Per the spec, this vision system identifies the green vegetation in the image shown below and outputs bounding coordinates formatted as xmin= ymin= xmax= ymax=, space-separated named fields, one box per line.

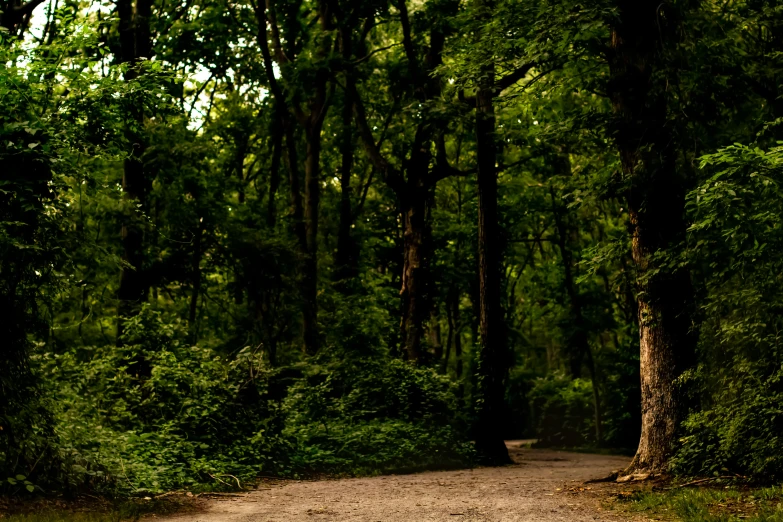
xmin=620 ymin=486 xmax=783 ymax=522
xmin=0 ymin=498 xmax=179 ymax=521
xmin=1 ymin=0 xmax=783 ymax=506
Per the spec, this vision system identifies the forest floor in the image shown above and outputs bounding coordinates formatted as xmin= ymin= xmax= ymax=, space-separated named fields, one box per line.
xmin=152 ymin=441 xmax=644 ymax=522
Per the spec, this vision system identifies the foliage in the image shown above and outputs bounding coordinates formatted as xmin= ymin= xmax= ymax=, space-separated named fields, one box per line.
xmin=672 ymin=142 xmax=783 ymax=480
xmin=38 ymin=306 xmax=291 ymax=494
xmin=2 ymin=0 xmax=783 ymax=498
xmin=527 ymin=374 xmax=595 ymax=447
xmin=283 ymin=357 xmax=473 ymax=474
xmin=33 ymin=304 xmax=470 ymax=493
xmin=619 ymin=485 xmax=783 ymax=522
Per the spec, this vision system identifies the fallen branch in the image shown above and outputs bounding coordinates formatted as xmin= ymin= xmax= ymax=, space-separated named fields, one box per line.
xmin=154 ymin=489 xmax=185 ymax=499
xmin=208 ymin=473 xmax=244 ymax=490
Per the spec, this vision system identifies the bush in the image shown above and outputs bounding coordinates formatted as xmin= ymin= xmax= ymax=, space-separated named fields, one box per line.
xmin=38 ymin=307 xmax=290 ymax=494
xmin=673 ymin=142 xmax=783 ymax=480
xmin=672 ymin=364 xmax=783 ymax=480
xmin=34 ymin=304 xmax=474 ymax=493
xmin=282 ymin=357 xmax=474 ymax=474
xmin=528 ymin=374 xmax=595 ymax=447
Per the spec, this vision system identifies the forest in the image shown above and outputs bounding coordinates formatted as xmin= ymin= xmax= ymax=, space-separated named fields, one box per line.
xmin=1 ymin=0 xmax=783 ymax=506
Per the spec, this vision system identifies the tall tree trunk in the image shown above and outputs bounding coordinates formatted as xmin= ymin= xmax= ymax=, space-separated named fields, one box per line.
xmin=188 ymin=224 xmax=203 ymax=343
xmin=473 ymin=57 xmax=511 ymax=464
xmin=453 ymin=291 xmax=464 ymax=380
xmin=283 ymin=119 xmax=306 ymax=249
xmin=608 ymin=0 xmax=696 ymax=474
xmin=334 ymin=69 xmax=358 ymax=285
xmin=267 ymin=114 xmax=283 ymax=229
xmin=399 ymin=178 xmax=433 ymax=363
xmin=117 ymin=0 xmax=152 ymax=341
xmin=302 ymin=122 xmax=324 ymax=355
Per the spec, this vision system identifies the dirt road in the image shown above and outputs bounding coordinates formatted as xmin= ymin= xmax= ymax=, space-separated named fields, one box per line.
xmin=156 ymin=442 xmax=636 ymax=522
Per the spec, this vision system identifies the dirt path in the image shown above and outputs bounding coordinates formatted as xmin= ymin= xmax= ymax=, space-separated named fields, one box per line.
xmin=156 ymin=442 xmax=637 ymax=522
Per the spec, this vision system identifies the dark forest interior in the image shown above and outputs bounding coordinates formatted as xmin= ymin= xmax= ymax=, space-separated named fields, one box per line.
xmin=2 ymin=0 xmax=783 ymax=500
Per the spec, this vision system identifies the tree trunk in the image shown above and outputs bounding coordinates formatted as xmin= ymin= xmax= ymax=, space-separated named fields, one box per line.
xmin=608 ymin=0 xmax=696 ymax=474
xmin=399 ymin=179 xmax=433 ymax=363
xmin=302 ymin=124 xmax=323 ymax=356
xmin=443 ymin=293 xmax=455 ymax=374
xmin=282 ymin=118 xmax=306 ymax=249
xmin=334 ymin=81 xmax=358 ymax=285
xmin=188 ymin=224 xmax=203 ymax=343
xmin=473 ymin=60 xmax=511 ymax=464
xmin=116 ymin=0 xmax=152 ymax=341
xmin=267 ymin=114 xmax=283 ymax=229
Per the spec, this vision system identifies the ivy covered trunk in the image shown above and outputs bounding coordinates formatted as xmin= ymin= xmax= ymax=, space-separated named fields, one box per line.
xmin=608 ymin=0 xmax=696 ymax=474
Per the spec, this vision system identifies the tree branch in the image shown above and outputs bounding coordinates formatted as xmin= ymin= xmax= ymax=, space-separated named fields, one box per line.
xmin=495 ymin=62 xmax=537 ymax=92
xmin=431 ymin=135 xmax=475 ymax=184
xmin=396 ymin=0 xmax=421 ymax=87
xmin=351 ymin=43 xmax=402 ymax=65
xmin=266 ymin=0 xmax=291 ymax=64
xmin=252 ymin=0 xmax=286 ymax=104
xmin=350 ymin=81 xmax=404 ymax=193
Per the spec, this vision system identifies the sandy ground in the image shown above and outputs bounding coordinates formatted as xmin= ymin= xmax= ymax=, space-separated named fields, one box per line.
xmin=154 ymin=442 xmax=639 ymax=522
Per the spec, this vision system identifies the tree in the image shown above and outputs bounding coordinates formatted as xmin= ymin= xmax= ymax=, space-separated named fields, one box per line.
xmin=116 ymin=0 xmax=153 ymax=339
xmin=349 ymin=0 xmax=464 ymax=362
xmin=253 ymin=0 xmax=333 ymax=356
xmin=470 ymin=0 xmax=512 ymax=465
xmin=606 ymin=0 xmax=697 ymax=474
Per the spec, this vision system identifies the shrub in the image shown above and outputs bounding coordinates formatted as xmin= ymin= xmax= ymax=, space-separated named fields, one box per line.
xmin=282 ymin=358 xmax=474 ymax=474
xmin=34 ymin=304 xmax=474 ymax=493
xmin=38 ymin=307 xmax=290 ymax=494
xmin=528 ymin=374 xmax=595 ymax=447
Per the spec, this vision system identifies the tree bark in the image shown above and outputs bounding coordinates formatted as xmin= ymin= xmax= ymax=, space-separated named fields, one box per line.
xmin=473 ymin=57 xmax=511 ymax=464
xmin=188 ymin=224 xmax=203 ymax=343
xmin=117 ymin=0 xmax=153 ymax=342
xmin=334 ymin=27 xmax=359 ymax=285
xmin=399 ymin=178 xmax=434 ymax=363
xmin=302 ymin=123 xmax=324 ymax=355
xmin=607 ymin=0 xmax=696 ymax=474
xmin=267 ymin=114 xmax=283 ymax=229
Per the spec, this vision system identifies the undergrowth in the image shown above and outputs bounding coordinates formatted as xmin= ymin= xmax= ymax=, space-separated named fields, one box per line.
xmin=13 ymin=306 xmax=473 ymax=496
xmin=619 ymin=485 xmax=783 ymax=521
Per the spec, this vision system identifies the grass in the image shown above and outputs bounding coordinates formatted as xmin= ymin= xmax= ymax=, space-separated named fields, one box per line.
xmin=0 ymin=498 xmax=183 ymax=522
xmin=617 ymin=484 xmax=783 ymax=521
